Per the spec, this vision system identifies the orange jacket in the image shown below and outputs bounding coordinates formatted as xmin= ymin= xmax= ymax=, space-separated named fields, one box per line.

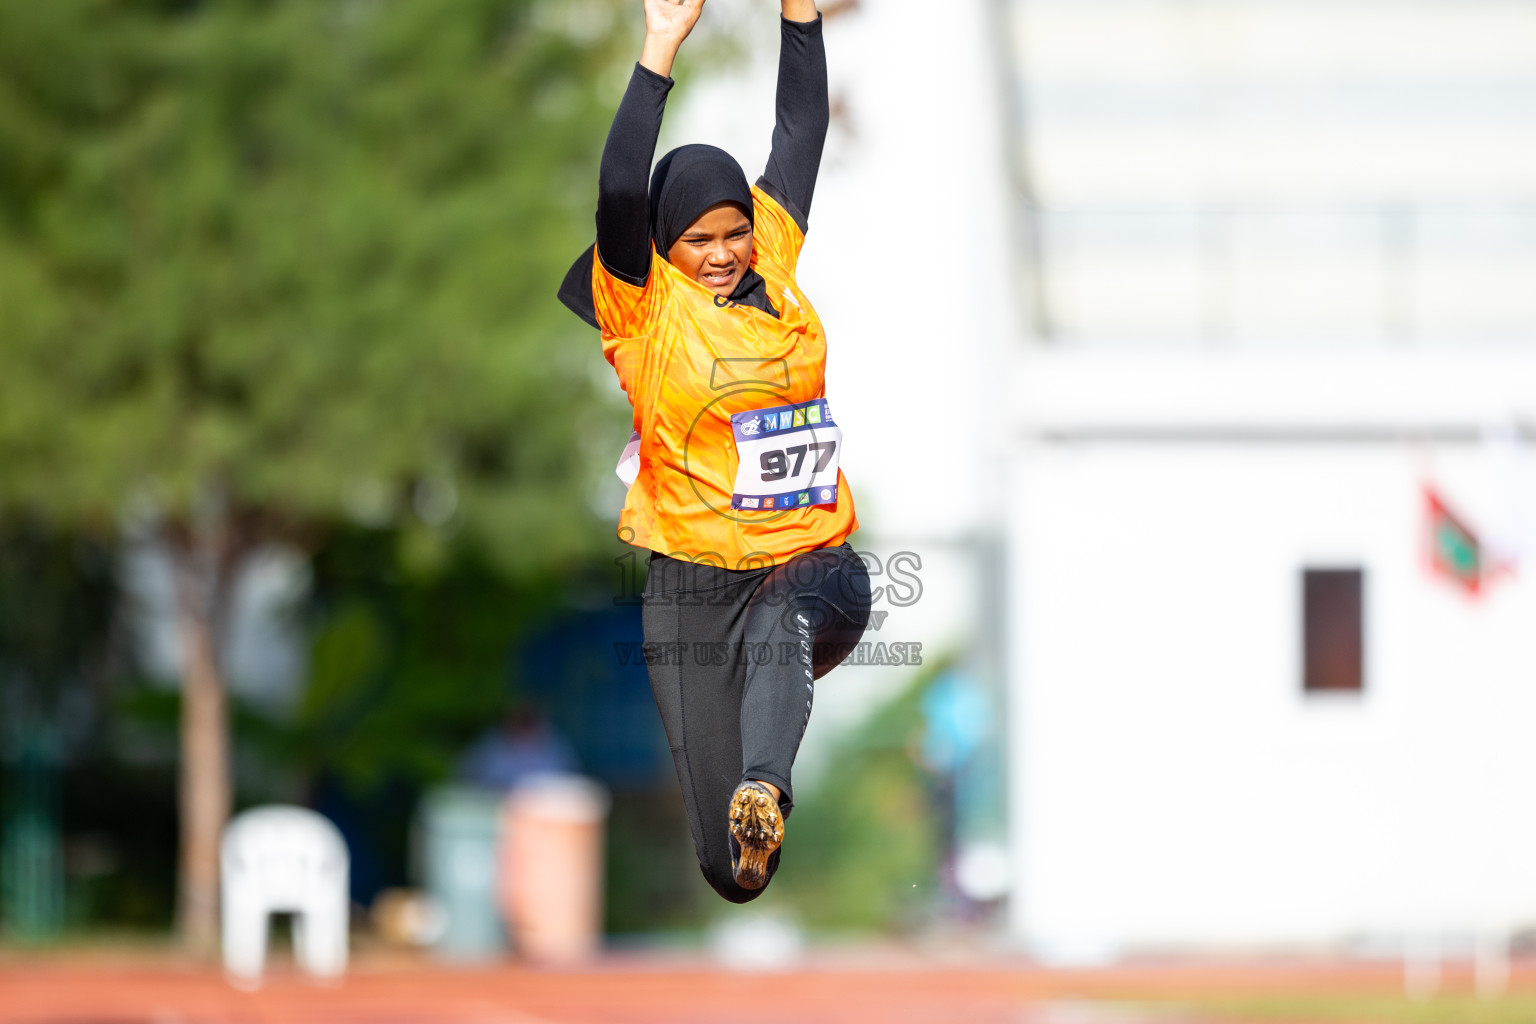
xmin=593 ymin=186 xmax=858 ymax=568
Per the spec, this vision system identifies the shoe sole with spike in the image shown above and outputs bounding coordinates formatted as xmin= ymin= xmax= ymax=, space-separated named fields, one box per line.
xmin=728 ymin=782 xmax=783 ymax=890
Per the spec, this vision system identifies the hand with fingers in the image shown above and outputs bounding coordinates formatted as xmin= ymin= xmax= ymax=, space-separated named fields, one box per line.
xmin=641 ymin=0 xmax=706 ymax=77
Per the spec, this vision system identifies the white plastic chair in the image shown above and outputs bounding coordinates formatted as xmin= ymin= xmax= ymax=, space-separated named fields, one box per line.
xmin=221 ymin=806 xmax=349 ymax=985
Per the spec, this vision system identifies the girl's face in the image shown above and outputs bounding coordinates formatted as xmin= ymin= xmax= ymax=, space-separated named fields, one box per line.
xmin=666 ymin=202 xmax=753 ymax=297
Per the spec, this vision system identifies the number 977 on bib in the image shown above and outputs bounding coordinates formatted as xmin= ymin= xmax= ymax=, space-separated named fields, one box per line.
xmin=729 ymin=399 xmax=843 ymax=511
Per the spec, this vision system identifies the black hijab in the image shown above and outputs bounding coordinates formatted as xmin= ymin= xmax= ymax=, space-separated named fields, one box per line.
xmin=558 ymin=144 xmax=779 ymax=330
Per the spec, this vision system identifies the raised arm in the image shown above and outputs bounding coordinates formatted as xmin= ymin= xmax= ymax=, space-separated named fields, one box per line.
xmin=759 ymin=2 xmax=829 ymax=231
xmin=595 ymin=0 xmax=706 ymax=285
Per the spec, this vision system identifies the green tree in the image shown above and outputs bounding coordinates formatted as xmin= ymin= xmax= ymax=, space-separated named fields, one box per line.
xmin=0 ymin=0 xmax=637 ymax=951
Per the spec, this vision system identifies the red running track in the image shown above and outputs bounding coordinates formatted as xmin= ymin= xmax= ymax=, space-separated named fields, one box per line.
xmin=2 ymin=952 xmax=1529 ymax=1024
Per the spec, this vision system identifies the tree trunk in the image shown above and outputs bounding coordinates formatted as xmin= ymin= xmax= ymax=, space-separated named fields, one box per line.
xmin=173 ymin=585 xmax=229 ymax=955
xmin=168 ymin=506 xmax=241 ymax=957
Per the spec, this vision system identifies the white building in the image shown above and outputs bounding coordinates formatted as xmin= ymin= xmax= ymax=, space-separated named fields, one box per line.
xmin=1000 ymin=0 xmax=1536 ymax=959
xmin=679 ymin=0 xmax=1536 ymax=957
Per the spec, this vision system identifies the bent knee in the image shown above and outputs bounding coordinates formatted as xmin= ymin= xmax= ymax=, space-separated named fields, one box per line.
xmin=699 ymin=863 xmax=771 ymax=904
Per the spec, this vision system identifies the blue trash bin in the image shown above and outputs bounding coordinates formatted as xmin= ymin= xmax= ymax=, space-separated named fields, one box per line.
xmin=416 ymin=785 xmax=507 ymax=959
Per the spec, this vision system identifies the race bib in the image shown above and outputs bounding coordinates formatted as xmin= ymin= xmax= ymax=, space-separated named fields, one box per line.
xmin=729 ymin=398 xmax=842 ymax=511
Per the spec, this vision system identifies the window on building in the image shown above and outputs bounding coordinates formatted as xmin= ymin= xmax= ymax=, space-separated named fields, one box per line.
xmin=1303 ymin=568 xmax=1364 ymax=694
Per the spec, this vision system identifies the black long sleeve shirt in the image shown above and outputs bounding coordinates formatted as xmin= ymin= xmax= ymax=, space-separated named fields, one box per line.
xmin=594 ymin=15 xmax=830 ymax=288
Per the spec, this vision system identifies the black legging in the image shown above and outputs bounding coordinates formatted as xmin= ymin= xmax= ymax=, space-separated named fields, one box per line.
xmin=641 ymin=542 xmax=871 ymax=903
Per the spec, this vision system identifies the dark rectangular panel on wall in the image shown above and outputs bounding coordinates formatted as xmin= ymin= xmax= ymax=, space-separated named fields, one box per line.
xmin=1303 ymin=568 xmax=1364 ymax=694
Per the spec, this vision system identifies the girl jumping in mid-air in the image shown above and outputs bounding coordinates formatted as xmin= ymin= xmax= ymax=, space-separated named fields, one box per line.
xmin=560 ymin=0 xmax=869 ymax=902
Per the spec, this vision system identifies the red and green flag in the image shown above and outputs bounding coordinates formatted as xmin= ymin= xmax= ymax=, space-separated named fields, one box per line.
xmin=1424 ymin=487 xmax=1482 ymax=594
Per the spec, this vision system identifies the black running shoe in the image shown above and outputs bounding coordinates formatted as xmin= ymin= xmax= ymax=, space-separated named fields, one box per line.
xmin=727 ymin=781 xmax=783 ymax=890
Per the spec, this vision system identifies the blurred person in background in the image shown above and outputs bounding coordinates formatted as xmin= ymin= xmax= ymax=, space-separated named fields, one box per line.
xmin=558 ymin=0 xmax=871 ymax=903
xmin=457 ymin=704 xmax=579 ymax=792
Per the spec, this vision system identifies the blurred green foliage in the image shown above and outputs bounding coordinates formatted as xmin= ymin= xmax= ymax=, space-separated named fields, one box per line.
xmin=0 ymin=0 xmax=636 ymax=570
xmin=768 ymin=669 xmax=943 ymax=932
xmin=106 ymin=526 xmax=563 ymax=791
xmin=603 ymin=787 xmax=706 ymax=935
xmin=291 ymin=526 xmax=559 ymax=792
xmin=0 ymin=522 xmax=117 ymax=710
xmin=0 ymin=0 xmax=656 ymax=933
xmin=0 ymin=522 xmax=121 ymax=942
